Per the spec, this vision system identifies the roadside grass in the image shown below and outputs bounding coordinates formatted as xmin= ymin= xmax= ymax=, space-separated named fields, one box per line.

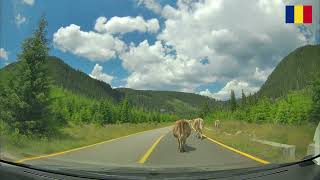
xmin=2 ymin=122 xmax=173 ymax=161
xmin=203 ymin=120 xmax=316 ymax=163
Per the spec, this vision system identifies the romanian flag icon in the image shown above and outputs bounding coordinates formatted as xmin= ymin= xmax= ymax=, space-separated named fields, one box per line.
xmin=286 ymin=5 xmax=312 ymax=24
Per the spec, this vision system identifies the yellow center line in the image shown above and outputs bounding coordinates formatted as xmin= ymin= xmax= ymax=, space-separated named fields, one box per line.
xmin=203 ymin=134 xmax=270 ymax=164
xmin=15 ymin=126 xmax=172 ymax=164
xmin=199 ymin=126 xmax=269 ymax=164
xmin=138 ymin=134 xmax=165 ymax=164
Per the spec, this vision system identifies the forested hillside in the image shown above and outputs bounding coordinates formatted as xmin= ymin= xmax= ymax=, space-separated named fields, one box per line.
xmin=0 ymin=57 xmax=218 ymax=116
xmin=47 ymin=56 xmax=124 ymax=101
xmin=257 ymin=45 xmax=320 ymax=99
xmin=49 ymin=87 xmax=177 ymax=125
xmin=118 ymin=88 xmax=219 ymax=117
xmin=207 ymin=45 xmax=320 ymax=125
xmin=0 ymin=56 xmax=123 ymax=102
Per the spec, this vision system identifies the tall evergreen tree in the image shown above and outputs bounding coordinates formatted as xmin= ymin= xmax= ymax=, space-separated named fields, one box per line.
xmin=120 ymin=96 xmax=130 ymax=123
xmin=0 ymin=82 xmax=20 ymax=127
xmin=13 ymin=16 xmax=52 ymax=135
xmin=247 ymin=92 xmax=252 ymax=105
xmin=230 ymin=90 xmax=237 ymax=112
xmin=241 ymin=89 xmax=246 ymax=108
xmin=199 ymin=101 xmax=210 ymax=118
xmin=100 ymin=100 xmax=112 ymax=124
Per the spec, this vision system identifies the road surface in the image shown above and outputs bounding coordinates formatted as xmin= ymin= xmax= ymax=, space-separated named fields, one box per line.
xmin=17 ymin=126 xmax=266 ymax=171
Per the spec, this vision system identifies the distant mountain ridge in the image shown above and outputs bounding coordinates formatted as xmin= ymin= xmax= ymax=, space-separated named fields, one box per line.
xmin=117 ymin=88 xmax=217 ymax=116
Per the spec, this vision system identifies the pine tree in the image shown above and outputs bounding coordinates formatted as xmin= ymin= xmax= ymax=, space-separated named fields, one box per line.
xmin=100 ymin=100 xmax=112 ymax=124
xmin=241 ymin=89 xmax=246 ymax=108
xmin=247 ymin=92 xmax=252 ymax=105
xmin=199 ymin=101 xmax=210 ymax=118
xmin=230 ymin=90 xmax=237 ymax=112
xmin=13 ymin=16 xmax=52 ymax=135
xmin=120 ymin=96 xmax=130 ymax=123
xmin=0 ymin=82 xmax=20 ymax=128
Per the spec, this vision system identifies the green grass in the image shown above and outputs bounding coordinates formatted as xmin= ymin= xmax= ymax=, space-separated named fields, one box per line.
xmin=2 ymin=122 xmax=172 ymax=162
xmin=204 ymin=120 xmax=316 ymax=163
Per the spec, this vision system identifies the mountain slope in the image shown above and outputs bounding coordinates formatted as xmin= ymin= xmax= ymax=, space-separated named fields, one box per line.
xmin=0 ymin=56 xmax=218 ymax=116
xmin=46 ymin=56 xmax=123 ymax=101
xmin=0 ymin=56 xmax=123 ymax=102
xmin=257 ymin=45 xmax=320 ymax=98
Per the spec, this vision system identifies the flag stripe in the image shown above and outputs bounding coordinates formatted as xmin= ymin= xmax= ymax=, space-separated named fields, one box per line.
xmin=294 ymin=5 xmax=303 ymax=24
xmin=286 ymin=6 xmax=294 ymax=23
xmin=303 ymin=5 xmax=312 ymax=23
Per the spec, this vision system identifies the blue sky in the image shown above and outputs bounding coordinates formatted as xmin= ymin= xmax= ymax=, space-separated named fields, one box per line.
xmin=1 ymin=0 xmax=166 ymax=87
xmin=1 ymin=0 xmax=319 ymax=100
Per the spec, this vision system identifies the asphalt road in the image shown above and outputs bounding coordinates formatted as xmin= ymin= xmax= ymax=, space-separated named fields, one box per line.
xmin=19 ymin=126 xmax=264 ymax=171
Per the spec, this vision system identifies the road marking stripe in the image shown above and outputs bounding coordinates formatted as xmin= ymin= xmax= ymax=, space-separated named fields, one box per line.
xmin=15 ymin=126 xmax=172 ymax=164
xmin=199 ymin=126 xmax=269 ymax=164
xmin=205 ymin=127 xmax=212 ymax=131
xmin=138 ymin=135 xmax=165 ymax=164
xmin=203 ymin=134 xmax=270 ymax=164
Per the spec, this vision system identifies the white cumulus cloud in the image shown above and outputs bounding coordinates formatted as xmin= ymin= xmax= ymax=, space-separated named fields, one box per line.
xmin=137 ymin=0 xmax=162 ymax=14
xmin=89 ymin=64 xmax=113 ymax=84
xmin=199 ymin=80 xmax=259 ymax=100
xmin=22 ymin=0 xmax=34 ymax=6
xmin=123 ymin=0 xmax=308 ymax=93
xmin=15 ymin=13 xmax=26 ymax=26
xmin=120 ymin=40 xmax=217 ymax=91
xmin=253 ymin=67 xmax=273 ymax=82
xmin=53 ymin=24 xmax=125 ymax=61
xmin=94 ymin=16 xmax=159 ymax=34
xmin=52 ymin=0 xmax=313 ymax=96
xmin=53 ymin=15 xmax=160 ymax=61
xmin=0 ymin=48 xmax=8 ymax=60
